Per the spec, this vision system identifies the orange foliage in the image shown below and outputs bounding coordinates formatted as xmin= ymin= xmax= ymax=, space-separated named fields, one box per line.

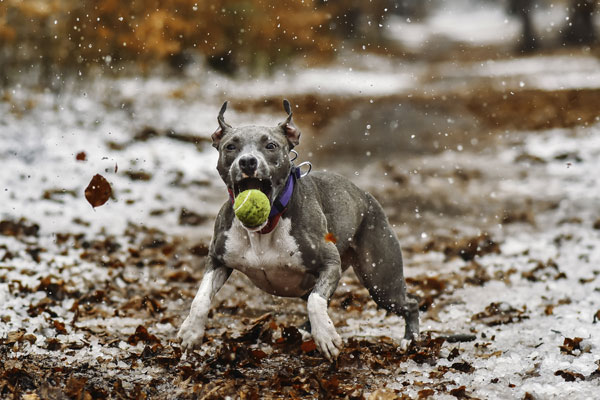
xmin=0 ymin=0 xmax=397 ymax=80
xmin=0 ymin=0 xmax=346 ymax=74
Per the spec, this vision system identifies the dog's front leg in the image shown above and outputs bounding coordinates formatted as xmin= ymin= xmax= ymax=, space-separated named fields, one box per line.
xmin=307 ymin=258 xmax=343 ymax=362
xmin=178 ymin=258 xmax=232 ymax=351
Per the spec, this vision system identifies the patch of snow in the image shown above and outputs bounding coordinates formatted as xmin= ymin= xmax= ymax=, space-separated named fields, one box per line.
xmin=386 ymin=6 xmax=521 ymax=48
xmin=440 ymin=56 xmax=600 ymax=90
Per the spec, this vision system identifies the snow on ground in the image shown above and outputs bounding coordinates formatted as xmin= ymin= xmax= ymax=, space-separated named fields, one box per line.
xmin=205 ymin=63 xmax=420 ymax=98
xmin=1 ymin=27 xmax=600 ymax=399
xmin=386 ymin=0 xmax=600 ymax=91
xmin=351 ymin=122 xmax=600 ymax=398
xmin=432 ymin=54 xmax=600 ymax=91
xmin=386 ymin=4 xmax=522 ymax=48
xmin=385 ymin=0 xmax=576 ymax=50
xmin=0 ymin=81 xmax=223 ymax=238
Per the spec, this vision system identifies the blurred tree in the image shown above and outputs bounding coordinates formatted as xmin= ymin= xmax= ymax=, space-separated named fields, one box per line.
xmin=508 ymin=0 xmax=597 ymax=52
xmin=562 ymin=0 xmax=597 ymax=45
xmin=0 ymin=0 xmax=344 ymax=82
xmin=322 ymin=0 xmax=395 ymax=42
xmin=191 ymin=0 xmax=335 ymax=73
xmin=508 ymin=0 xmax=538 ymax=52
xmin=390 ymin=0 xmax=428 ymax=20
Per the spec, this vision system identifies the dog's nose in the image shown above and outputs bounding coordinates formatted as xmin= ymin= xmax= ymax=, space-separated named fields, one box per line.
xmin=239 ymin=155 xmax=258 ymax=175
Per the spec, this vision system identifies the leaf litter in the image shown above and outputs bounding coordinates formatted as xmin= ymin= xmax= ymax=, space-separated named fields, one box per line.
xmin=2 ymin=33 xmax=600 ymax=400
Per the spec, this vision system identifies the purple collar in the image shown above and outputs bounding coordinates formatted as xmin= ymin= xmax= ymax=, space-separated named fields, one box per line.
xmin=268 ymin=167 xmax=300 ymax=219
xmin=228 ymin=167 xmax=301 ymax=234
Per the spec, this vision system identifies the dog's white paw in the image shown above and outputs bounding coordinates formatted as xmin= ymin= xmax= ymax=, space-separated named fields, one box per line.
xmin=177 ymin=316 xmax=205 ymax=351
xmin=398 ymin=338 xmax=411 ymax=352
xmin=307 ymin=293 xmax=343 ymax=362
xmin=312 ymin=321 xmax=342 ymax=362
xmin=398 ymin=332 xmax=418 ymax=352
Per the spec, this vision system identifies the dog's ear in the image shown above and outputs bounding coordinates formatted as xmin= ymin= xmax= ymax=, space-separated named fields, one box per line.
xmin=211 ymin=101 xmax=232 ymax=149
xmin=279 ymin=99 xmax=301 ymax=149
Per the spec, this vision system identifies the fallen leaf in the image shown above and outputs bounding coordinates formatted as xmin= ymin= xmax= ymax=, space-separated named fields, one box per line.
xmin=79 ymin=289 xmax=106 ymax=304
xmin=471 ymin=302 xmax=529 ymax=326
xmin=53 ymin=320 xmax=67 ymax=334
xmin=279 ymin=326 xmax=302 ymax=347
xmin=451 ymin=361 xmax=475 ymax=373
xmin=84 ymin=174 xmax=112 ymax=208
xmin=301 ymin=340 xmax=317 ymax=353
xmin=436 ymin=233 xmax=500 ymax=261
xmin=320 ymin=376 xmax=341 ymax=396
xmin=368 ymin=388 xmax=400 ymax=400
xmin=76 ymin=151 xmax=86 ymax=161
xmin=418 ymin=389 xmax=435 ymax=399
xmin=324 ymin=232 xmax=337 ymax=244
xmin=121 ymin=296 xmax=164 ymax=315
xmin=449 ymin=386 xmax=469 ymax=399
xmin=521 ymin=259 xmax=563 ymax=282
xmin=64 ymin=376 xmax=87 ymax=399
xmin=407 ymin=334 xmax=445 ymax=365
xmin=189 ymin=242 xmax=210 ymax=256
xmin=23 ymin=334 xmax=37 ymax=344
xmin=46 ymin=338 xmax=63 ymax=351
xmin=2 ymin=368 xmax=35 ymax=391
xmin=164 ymin=270 xmax=195 ymax=283
xmin=250 ymin=349 xmax=267 ymax=360
xmin=179 ymin=208 xmax=208 ymax=226
xmin=124 ymin=170 xmax=152 ymax=181
xmin=559 ymin=337 xmax=584 ymax=356
xmin=555 ymin=369 xmax=585 ymax=382
xmin=1 ymin=331 xmax=25 ymax=345
xmin=478 ymin=350 xmax=503 ymax=359
xmin=0 ymin=219 xmax=39 ymax=237
xmin=127 ymin=325 xmax=161 ymax=346
xmin=237 ymin=313 xmax=274 ymax=344
xmin=428 ymin=366 xmax=449 ymax=379
xmin=447 ymin=347 xmax=460 ymax=361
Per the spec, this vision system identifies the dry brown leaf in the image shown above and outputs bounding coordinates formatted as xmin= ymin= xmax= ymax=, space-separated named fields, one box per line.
xmin=84 ymin=174 xmax=112 ymax=208
xmin=369 ymin=388 xmax=401 ymax=400
xmin=324 ymin=232 xmax=337 ymax=244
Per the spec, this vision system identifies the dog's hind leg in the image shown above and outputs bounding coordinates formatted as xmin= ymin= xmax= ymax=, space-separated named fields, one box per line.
xmin=351 ymin=195 xmax=419 ymax=346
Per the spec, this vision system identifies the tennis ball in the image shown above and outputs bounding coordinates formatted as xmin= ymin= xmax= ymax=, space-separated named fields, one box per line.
xmin=233 ymin=189 xmax=271 ymax=228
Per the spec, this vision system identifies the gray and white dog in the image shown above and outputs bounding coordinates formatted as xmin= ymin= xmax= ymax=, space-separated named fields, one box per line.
xmin=178 ymin=100 xmax=419 ymax=361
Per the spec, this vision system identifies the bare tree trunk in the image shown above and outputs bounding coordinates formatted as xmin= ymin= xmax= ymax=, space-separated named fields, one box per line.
xmin=509 ymin=0 xmax=538 ymax=52
xmin=562 ymin=0 xmax=597 ymax=45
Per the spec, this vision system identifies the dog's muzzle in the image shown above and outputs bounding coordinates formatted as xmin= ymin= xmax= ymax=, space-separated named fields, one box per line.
xmin=232 ymin=177 xmax=273 ymax=200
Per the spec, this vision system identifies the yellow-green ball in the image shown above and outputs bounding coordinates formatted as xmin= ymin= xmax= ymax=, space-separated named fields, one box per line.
xmin=233 ymin=189 xmax=271 ymax=228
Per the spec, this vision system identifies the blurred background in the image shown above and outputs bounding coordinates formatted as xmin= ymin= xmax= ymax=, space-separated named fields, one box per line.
xmin=0 ymin=0 xmax=598 ymax=84
xmin=1 ymin=1 xmax=600 ymax=398
xmin=2 ymin=0 xmax=599 ymax=237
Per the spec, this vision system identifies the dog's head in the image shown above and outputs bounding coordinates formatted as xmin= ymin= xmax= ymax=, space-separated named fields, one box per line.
xmin=211 ymin=100 xmax=301 ymax=204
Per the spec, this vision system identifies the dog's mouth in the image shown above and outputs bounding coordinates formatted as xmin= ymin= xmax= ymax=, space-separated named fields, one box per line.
xmin=233 ymin=178 xmax=273 ymax=201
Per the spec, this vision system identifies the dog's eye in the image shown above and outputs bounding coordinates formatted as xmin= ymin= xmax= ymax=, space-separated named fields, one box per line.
xmin=225 ymin=143 xmax=236 ymax=151
xmin=266 ymin=142 xmax=277 ymax=150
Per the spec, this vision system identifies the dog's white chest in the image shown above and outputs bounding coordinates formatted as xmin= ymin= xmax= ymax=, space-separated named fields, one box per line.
xmin=223 ymin=218 xmax=312 ymax=297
